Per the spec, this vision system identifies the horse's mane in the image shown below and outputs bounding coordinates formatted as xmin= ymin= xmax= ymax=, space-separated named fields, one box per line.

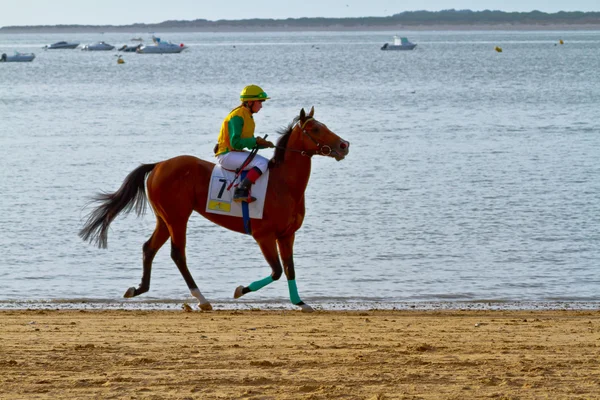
xmin=269 ymin=115 xmax=300 ymax=168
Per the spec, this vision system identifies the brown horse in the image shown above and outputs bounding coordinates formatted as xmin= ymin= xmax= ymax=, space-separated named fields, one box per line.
xmin=79 ymin=107 xmax=350 ymax=312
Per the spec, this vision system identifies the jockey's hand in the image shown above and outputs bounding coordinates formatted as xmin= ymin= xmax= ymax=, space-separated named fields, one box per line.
xmin=256 ymin=137 xmax=275 ymax=148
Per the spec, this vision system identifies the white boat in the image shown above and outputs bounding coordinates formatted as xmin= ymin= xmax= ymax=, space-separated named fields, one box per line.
xmin=137 ymin=36 xmax=187 ymax=54
xmin=1 ymin=51 xmax=36 ymax=62
xmin=44 ymin=41 xmax=79 ymax=49
xmin=381 ymin=36 xmax=417 ymax=51
xmin=82 ymin=41 xmax=115 ymax=51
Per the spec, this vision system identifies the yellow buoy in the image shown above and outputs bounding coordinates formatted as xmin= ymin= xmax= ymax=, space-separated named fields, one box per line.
xmin=495 ymin=46 xmax=502 ymax=53
xmin=117 ymin=55 xmax=125 ymax=64
xmin=559 ymin=39 xmax=564 ymax=45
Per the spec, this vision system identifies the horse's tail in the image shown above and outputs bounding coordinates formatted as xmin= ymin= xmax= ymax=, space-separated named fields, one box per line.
xmin=79 ymin=163 xmax=157 ymax=248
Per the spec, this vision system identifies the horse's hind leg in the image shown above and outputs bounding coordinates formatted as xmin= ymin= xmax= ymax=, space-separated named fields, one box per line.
xmin=169 ymin=221 xmax=213 ymax=311
xmin=233 ymin=235 xmax=282 ymax=300
xmin=124 ymin=217 xmax=170 ymax=298
xmin=278 ymin=233 xmax=313 ymax=313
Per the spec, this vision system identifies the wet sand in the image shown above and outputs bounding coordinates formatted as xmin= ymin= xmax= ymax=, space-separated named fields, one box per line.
xmin=1 ymin=309 xmax=599 ymax=399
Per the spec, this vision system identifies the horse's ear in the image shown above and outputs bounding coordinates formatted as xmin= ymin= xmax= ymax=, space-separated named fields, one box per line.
xmin=299 ymin=108 xmax=306 ymax=121
xmin=308 ymin=106 xmax=314 ymax=118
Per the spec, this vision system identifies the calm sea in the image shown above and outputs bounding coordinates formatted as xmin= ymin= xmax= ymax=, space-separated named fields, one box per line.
xmin=1 ymin=30 xmax=599 ymax=310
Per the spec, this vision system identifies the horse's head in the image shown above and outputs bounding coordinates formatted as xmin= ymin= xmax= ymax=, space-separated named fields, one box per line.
xmin=295 ymin=107 xmax=350 ymax=161
xmin=271 ymin=107 xmax=350 ymax=167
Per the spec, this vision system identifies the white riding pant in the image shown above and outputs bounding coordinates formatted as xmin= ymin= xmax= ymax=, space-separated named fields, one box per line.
xmin=216 ymin=151 xmax=269 ymax=174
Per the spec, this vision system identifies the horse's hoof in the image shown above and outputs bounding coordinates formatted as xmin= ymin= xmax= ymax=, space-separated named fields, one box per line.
xmin=199 ymin=302 xmax=213 ymax=311
xmin=299 ymin=304 xmax=314 ymax=313
xmin=123 ymin=287 xmax=136 ymax=298
xmin=233 ymin=286 xmax=245 ymax=299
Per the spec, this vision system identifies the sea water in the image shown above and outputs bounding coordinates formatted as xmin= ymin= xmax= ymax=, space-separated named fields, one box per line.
xmin=0 ymin=30 xmax=599 ymax=310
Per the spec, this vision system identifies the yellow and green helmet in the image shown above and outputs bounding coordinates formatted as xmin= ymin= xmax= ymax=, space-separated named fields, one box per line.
xmin=240 ymin=85 xmax=270 ymax=102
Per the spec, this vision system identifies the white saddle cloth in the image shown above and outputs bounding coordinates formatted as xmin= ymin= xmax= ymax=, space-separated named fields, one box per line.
xmin=205 ymin=165 xmax=269 ymax=219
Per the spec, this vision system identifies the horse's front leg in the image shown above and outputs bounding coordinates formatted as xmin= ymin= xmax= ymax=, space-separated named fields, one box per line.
xmin=233 ymin=236 xmax=282 ymax=300
xmin=277 ymin=233 xmax=314 ymax=313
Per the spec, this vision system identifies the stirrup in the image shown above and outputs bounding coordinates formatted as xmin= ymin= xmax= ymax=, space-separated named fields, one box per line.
xmin=233 ymin=189 xmax=256 ymax=203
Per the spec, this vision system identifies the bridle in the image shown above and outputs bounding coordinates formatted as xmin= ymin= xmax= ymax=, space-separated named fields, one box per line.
xmin=274 ymin=118 xmax=333 ymax=157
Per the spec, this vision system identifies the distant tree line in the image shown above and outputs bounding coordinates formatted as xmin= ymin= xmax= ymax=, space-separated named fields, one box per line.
xmin=390 ymin=9 xmax=600 ymax=24
xmin=2 ymin=9 xmax=599 ymax=32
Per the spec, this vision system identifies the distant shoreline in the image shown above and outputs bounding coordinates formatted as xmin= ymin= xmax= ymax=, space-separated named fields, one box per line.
xmin=2 ymin=23 xmax=600 ymax=34
xmin=3 ymin=9 xmax=599 ymax=34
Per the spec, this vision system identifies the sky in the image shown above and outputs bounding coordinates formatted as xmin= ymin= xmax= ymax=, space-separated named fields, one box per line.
xmin=1 ymin=0 xmax=598 ymax=27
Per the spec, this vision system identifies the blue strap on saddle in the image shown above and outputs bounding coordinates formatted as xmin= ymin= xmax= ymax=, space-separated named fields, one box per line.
xmin=240 ymin=170 xmax=252 ymax=235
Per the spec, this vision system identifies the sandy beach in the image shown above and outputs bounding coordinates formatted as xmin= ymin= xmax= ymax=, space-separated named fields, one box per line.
xmin=1 ymin=309 xmax=599 ymax=399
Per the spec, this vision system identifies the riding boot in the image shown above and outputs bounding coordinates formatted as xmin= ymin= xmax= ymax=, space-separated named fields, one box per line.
xmin=233 ymin=178 xmax=256 ymax=203
xmin=233 ymin=167 xmax=262 ymax=203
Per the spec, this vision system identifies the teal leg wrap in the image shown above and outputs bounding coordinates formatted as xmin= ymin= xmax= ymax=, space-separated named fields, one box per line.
xmin=248 ymin=276 xmax=274 ymax=292
xmin=287 ymin=279 xmax=302 ymax=305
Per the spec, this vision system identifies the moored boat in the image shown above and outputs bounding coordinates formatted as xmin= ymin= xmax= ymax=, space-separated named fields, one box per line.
xmin=381 ymin=36 xmax=417 ymax=51
xmin=44 ymin=41 xmax=79 ymax=49
xmin=136 ymin=36 xmax=187 ymax=54
xmin=82 ymin=41 xmax=115 ymax=51
xmin=1 ymin=51 xmax=36 ymax=62
xmin=118 ymin=44 xmax=142 ymax=52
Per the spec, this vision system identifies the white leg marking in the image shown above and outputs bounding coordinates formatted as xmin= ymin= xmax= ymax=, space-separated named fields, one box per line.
xmin=191 ymin=288 xmax=208 ymax=304
xmin=191 ymin=288 xmax=212 ymax=311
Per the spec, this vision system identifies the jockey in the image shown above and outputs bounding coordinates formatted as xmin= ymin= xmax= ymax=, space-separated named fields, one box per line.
xmin=215 ymin=85 xmax=275 ymax=202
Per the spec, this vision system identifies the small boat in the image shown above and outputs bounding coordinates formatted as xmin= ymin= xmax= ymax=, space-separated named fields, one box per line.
xmin=137 ymin=36 xmax=187 ymax=54
xmin=131 ymin=38 xmax=143 ymax=42
xmin=118 ymin=44 xmax=142 ymax=52
xmin=81 ymin=41 xmax=115 ymax=51
xmin=381 ymin=36 xmax=417 ymax=51
xmin=44 ymin=41 xmax=79 ymax=49
xmin=1 ymin=51 xmax=36 ymax=62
